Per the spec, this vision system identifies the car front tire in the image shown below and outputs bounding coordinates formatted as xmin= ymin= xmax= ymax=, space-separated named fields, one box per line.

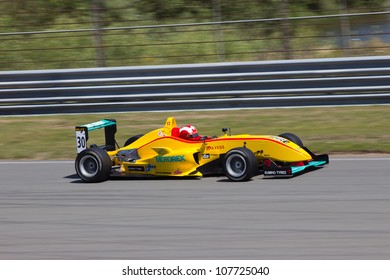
xmin=278 ymin=132 xmax=304 ymax=147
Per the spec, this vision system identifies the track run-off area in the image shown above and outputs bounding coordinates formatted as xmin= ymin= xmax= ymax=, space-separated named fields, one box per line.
xmin=0 ymin=157 xmax=389 ymax=260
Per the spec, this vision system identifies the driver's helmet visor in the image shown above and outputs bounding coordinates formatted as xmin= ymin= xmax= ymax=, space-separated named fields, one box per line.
xmin=188 ymin=133 xmax=199 ymax=138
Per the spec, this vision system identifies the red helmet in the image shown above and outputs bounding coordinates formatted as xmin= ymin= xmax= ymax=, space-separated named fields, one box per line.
xmin=179 ymin=125 xmax=200 ymax=140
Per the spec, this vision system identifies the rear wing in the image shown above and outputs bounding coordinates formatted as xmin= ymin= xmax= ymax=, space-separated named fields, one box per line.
xmin=75 ymin=119 xmax=117 ymax=154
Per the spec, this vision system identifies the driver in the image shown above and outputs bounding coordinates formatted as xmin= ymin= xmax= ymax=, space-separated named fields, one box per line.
xmin=179 ymin=124 xmax=215 ymax=141
xmin=179 ymin=125 xmax=201 ymax=140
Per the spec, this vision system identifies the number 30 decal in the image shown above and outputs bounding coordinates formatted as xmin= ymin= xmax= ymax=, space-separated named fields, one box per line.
xmin=76 ymin=130 xmax=87 ymax=153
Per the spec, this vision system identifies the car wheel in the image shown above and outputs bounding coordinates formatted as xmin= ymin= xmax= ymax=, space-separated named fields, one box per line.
xmin=278 ymin=132 xmax=304 ymax=147
xmin=75 ymin=147 xmax=112 ymax=183
xmin=223 ymin=147 xmax=258 ymax=182
xmin=124 ymin=134 xmax=144 ymax=147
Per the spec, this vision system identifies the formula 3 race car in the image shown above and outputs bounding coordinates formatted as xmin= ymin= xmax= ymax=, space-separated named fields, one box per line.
xmin=74 ymin=117 xmax=329 ymax=183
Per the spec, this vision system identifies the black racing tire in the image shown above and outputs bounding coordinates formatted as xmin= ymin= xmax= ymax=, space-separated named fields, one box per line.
xmin=75 ymin=147 xmax=112 ymax=183
xmin=278 ymin=132 xmax=304 ymax=147
xmin=124 ymin=134 xmax=144 ymax=147
xmin=222 ymin=147 xmax=258 ymax=182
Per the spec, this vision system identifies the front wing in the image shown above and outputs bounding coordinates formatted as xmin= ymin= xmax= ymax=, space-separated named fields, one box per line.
xmin=263 ymin=152 xmax=329 ymax=178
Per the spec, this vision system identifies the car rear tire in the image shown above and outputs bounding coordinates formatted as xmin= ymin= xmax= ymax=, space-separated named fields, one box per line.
xmin=124 ymin=134 xmax=144 ymax=147
xmin=75 ymin=147 xmax=112 ymax=183
xmin=278 ymin=132 xmax=304 ymax=147
xmin=223 ymin=147 xmax=258 ymax=182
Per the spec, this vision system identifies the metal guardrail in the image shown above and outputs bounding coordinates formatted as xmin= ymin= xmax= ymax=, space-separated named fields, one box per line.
xmin=1 ymin=56 xmax=390 ymax=116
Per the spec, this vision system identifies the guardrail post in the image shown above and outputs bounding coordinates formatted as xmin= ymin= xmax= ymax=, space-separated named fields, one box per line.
xmin=339 ymin=0 xmax=352 ymax=56
xmin=91 ymin=0 xmax=106 ymax=67
xmin=212 ymin=0 xmax=225 ymax=62
xmin=281 ymin=0 xmax=292 ymax=59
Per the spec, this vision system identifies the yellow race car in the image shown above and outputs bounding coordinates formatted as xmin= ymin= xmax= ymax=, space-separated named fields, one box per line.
xmin=75 ymin=117 xmax=328 ymax=183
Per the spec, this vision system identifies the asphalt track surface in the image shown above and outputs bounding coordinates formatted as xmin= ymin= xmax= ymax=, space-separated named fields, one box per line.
xmin=0 ymin=158 xmax=389 ymax=260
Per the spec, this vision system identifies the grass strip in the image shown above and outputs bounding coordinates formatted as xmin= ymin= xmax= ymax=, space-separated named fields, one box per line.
xmin=0 ymin=105 xmax=389 ymax=160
